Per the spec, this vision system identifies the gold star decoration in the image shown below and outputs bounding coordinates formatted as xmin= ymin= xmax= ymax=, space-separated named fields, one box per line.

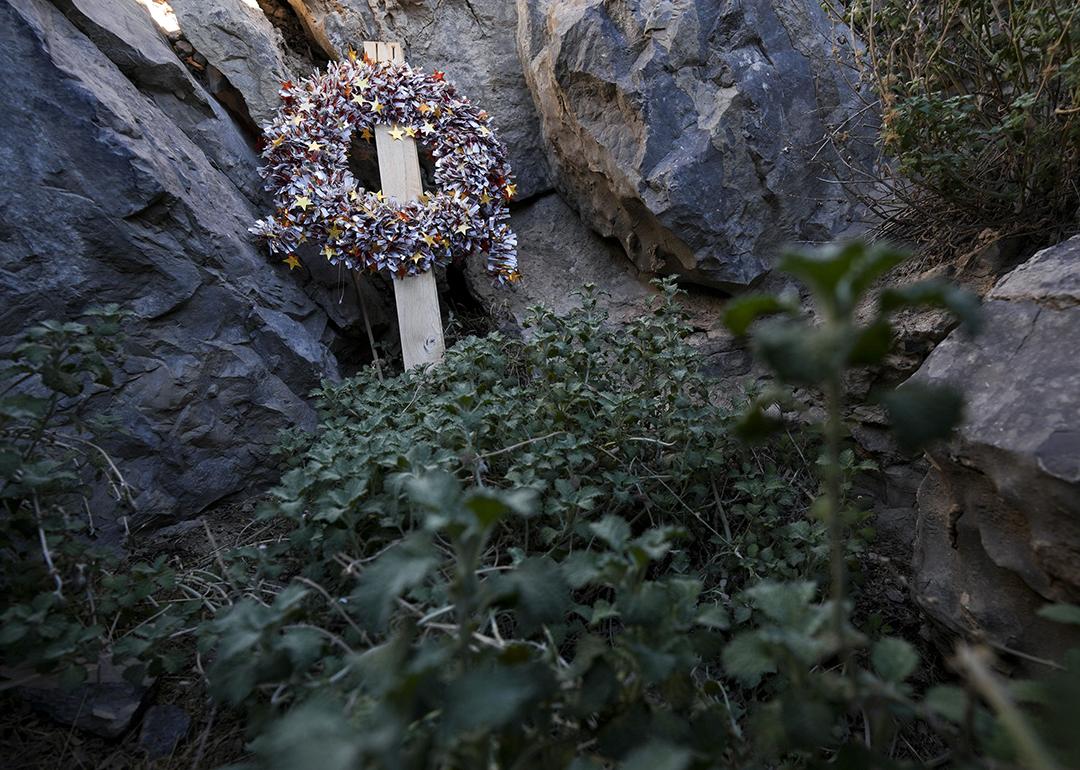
xmin=291 ymin=115 xmax=303 ymax=126
xmin=349 ymin=189 xmax=360 ymax=201
xmin=270 ymin=134 xmax=285 ymax=147
xmin=375 ymin=191 xmax=386 ymax=202
xmin=322 ymin=245 xmax=336 ymax=259
xmin=478 ymin=126 xmax=492 ymax=137
xmin=411 ymin=252 xmax=424 ymax=264
xmin=421 ymin=233 xmax=438 ymax=247
xmin=455 ymin=222 xmax=469 ymax=235
xmin=360 ymin=127 xmax=374 ymax=141
xmin=479 ymin=191 xmax=492 ymax=204
xmin=293 ymin=195 xmax=312 ymax=211
xmin=421 ymin=121 xmax=436 ymax=135
xmin=283 ymin=255 xmax=301 ymax=270
xmin=353 ymin=77 xmax=369 ymax=90
xmin=388 ymin=126 xmax=405 ymax=141
xmin=418 ymin=102 xmax=433 ymax=114
xmin=307 ymin=141 xmax=322 ymax=152
xmin=351 ymin=93 xmax=365 ymax=105
xmin=369 ymin=99 xmax=384 ymax=113
xmin=505 ymin=183 xmax=518 ymax=199
xmin=404 ymin=126 xmax=418 ymax=138
xmin=328 ymin=224 xmax=343 ymax=240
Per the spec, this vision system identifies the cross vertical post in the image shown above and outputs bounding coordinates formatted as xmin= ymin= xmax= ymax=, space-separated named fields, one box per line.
xmin=363 ymin=40 xmax=446 ymax=370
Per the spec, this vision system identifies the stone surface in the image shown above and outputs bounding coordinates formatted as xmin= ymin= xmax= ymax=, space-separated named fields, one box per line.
xmin=910 ymin=235 xmax=1080 ymax=662
xmin=285 ymin=0 xmax=553 ymax=198
xmin=139 ymin=704 xmax=191 ymax=759
xmin=466 ymin=193 xmax=657 ymax=327
xmin=169 ymin=0 xmax=306 ymax=127
xmin=517 ymin=0 xmax=870 ymax=289
xmin=1 ymin=0 xmax=339 ymax=531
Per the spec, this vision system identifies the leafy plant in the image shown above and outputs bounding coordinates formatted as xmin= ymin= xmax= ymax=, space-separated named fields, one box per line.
xmin=826 ymin=0 xmax=1079 ymax=250
xmin=0 ymin=308 xmax=196 ymax=685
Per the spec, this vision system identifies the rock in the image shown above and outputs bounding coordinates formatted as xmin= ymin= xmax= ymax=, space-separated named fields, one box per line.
xmin=284 ymin=0 xmax=553 ymax=198
xmin=517 ymin=0 xmax=871 ymax=289
xmin=139 ymin=705 xmax=191 ymax=759
xmin=1 ymin=0 xmax=339 ymax=531
xmin=910 ymin=235 xmax=1080 ymax=662
xmin=169 ymin=0 xmax=306 ymax=127
xmin=13 ymin=658 xmax=151 ymax=738
xmin=56 ymin=0 xmax=265 ymax=201
xmin=466 ymin=193 xmax=657 ymax=327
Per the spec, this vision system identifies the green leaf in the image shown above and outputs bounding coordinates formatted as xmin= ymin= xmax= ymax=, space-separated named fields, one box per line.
xmin=871 ymin=637 xmax=919 ymax=683
xmin=847 ymin=318 xmax=894 ymax=365
xmin=879 ymin=279 xmax=982 ymax=333
xmin=723 ymin=632 xmax=776 ymax=687
xmin=440 ymin=663 xmax=553 ymax=736
xmin=620 ymin=740 xmax=692 ymax=770
xmin=925 ymin=685 xmax=968 ymax=723
xmin=249 ymin=699 xmax=362 ymax=770
xmin=753 ymin=323 xmax=848 ymax=386
xmin=1038 ymin=603 xmax=1080 ymax=626
xmin=493 ymin=557 xmax=571 ymax=635
xmin=696 ymin=604 xmax=731 ymax=630
xmin=350 ymin=533 xmax=438 ymax=632
xmin=589 ymin=515 xmax=631 ymax=550
xmin=744 ymin=581 xmax=816 ymax=625
xmin=0 ymin=394 xmax=50 ymax=420
xmin=723 ymin=293 xmax=797 ymax=336
xmin=879 ymin=383 xmax=964 ymax=452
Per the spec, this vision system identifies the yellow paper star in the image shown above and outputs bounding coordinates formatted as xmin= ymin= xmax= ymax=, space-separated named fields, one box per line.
xmin=375 ymin=191 xmax=386 ymax=202
xmin=349 ymin=189 xmax=359 ymax=201
xmin=417 ymin=192 xmax=431 ymax=204
xmin=351 ymin=93 xmax=365 ymax=105
xmin=369 ymin=99 xmax=384 ymax=113
xmin=505 ymin=183 xmax=518 ymax=199
xmin=328 ymin=224 xmax=343 ymax=240
xmin=322 ymin=245 xmax=336 ymax=259
xmin=404 ymin=126 xmax=418 ymax=138
xmin=455 ymin=222 xmax=469 ymax=235
xmin=293 ymin=195 xmax=312 ymax=211
xmin=418 ymin=102 xmax=433 ymax=114
xmin=291 ymin=115 xmax=303 ymax=126
xmin=270 ymin=134 xmax=285 ymax=147
xmin=421 ymin=233 xmax=438 ymax=247
xmin=479 ymin=191 xmax=492 ymax=204
xmin=389 ymin=126 xmax=405 ymax=141
xmin=360 ymin=127 xmax=374 ymax=141
xmin=307 ymin=141 xmax=322 ymax=152
xmin=353 ymin=78 xmax=369 ymax=90
xmin=421 ymin=121 xmax=436 ymax=135
xmin=283 ymin=255 xmax=301 ymax=270
xmin=411 ymin=252 xmax=424 ymax=264
xmin=347 ymin=48 xmax=358 ymax=62
xmin=478 ymin=126 xmax=492 ymax=137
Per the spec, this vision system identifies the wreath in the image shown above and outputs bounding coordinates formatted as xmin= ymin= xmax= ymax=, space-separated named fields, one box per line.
xmin=251 ymin=50 xmax=520 ymax=284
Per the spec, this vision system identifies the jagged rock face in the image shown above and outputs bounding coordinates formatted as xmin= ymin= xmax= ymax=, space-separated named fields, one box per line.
xmin=517 ymin=0 xmax=870 ymax=290
xmin=466 ymin=194 xmax=658 ymax=328
xmin=169 ymin=0 xmax=307 ymax=127
xmin=1 ymin=0 xmax=339 ymax=530
xmin=911 ymin=235 xmax=1080 ymax=661
xmin=275 ymin=0 xmax=553 ymax=199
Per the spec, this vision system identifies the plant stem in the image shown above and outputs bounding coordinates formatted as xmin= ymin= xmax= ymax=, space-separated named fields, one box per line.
xmin=824 ymin=374 xmax=848 ymax=660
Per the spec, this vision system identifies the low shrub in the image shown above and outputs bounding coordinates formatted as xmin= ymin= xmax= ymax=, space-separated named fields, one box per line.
xmin=827 ymin=0 xmax=1079 ymax=249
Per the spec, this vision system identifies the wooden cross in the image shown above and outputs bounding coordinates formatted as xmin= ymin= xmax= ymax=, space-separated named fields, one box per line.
xmin=363 ymin=40 xmax=446 ymax=370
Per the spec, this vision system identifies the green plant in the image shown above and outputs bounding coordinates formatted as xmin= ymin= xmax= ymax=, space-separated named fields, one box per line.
xmin=827 ymin=0 xmax=1079 ymax=248
xmin=0 ymin=309 xmax=196 ymax=685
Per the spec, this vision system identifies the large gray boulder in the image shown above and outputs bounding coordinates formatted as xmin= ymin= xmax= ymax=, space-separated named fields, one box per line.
xmin=517 ymin=0 xmax=870 ymax=289
xmin=169 ymin=0 xmax=307 ymax=127
xmin=282 ymin=0 xmax=553 ymax=198
xmin=911 ymin=235 xmax=1080 ymax=662
xmin=466 ymin=193 xmax=658 ymax=328
xmin=1 ymin=0 xmax=339 ymax=531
